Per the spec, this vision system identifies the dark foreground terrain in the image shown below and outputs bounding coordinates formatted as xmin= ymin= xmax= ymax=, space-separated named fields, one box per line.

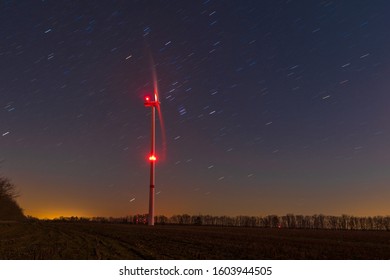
xmin=0 ymin=222 xmax=389 ymax=259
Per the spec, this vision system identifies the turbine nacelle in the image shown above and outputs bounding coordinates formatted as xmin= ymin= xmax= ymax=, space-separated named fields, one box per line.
xmin=144 ymin=95 xmax=159 ymax=107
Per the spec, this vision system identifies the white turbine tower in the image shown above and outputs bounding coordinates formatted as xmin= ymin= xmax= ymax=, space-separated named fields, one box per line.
xmin=144 ymin=93 xmax=160 ymax=226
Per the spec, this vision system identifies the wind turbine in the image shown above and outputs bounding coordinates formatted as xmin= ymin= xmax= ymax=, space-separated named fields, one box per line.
xmin=144 ymin=92 xmax=160 ymax=226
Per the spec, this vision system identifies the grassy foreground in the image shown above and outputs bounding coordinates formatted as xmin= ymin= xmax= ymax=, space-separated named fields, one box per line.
xmin=0 ymin=222 xmax=389 ymax=259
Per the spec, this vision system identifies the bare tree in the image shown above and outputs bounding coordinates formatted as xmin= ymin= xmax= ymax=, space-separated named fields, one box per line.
xmin=0 ymin=176 xmax=18 ymax=199
xmin=0 ymin=176 xmax=25 ymax=221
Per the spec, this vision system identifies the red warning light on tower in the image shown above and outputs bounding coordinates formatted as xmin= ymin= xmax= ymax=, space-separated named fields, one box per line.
xmin=149 ymin=155 xmax=157 ymax=161
xmin=144 ymin=95 xmax=158 ymax=107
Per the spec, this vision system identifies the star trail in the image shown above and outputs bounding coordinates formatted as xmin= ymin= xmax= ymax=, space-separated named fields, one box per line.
xmin=1 ymin=1 xmax=389 ymax=219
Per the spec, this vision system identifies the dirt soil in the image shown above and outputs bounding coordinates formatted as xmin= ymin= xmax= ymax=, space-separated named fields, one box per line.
xmin=0 ymin=222 xmax=389 ymax=259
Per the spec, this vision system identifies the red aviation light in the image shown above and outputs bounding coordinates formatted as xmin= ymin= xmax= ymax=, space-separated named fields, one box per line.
xmin=149 ymin=155 xmax=157 ymax=161
xmin=144 ymin=95 xmax=156 ymax=107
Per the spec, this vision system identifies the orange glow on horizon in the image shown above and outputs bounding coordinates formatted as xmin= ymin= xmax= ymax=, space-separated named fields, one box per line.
xmin=25 ymin=209 xmax=91 ymax=220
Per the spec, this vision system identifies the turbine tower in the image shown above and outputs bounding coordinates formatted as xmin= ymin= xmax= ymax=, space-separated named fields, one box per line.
xmin=144 ymin=94 xmax=159 ymax=226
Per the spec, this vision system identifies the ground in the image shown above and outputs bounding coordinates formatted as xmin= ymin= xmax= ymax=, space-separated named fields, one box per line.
xmin=0 ymin=222 xmax=389 ymax=259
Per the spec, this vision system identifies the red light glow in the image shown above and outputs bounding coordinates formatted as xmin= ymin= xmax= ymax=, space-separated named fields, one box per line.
xmin=149 ymin=155 xmax=157 ymax=161
xmin=145 ymin=96 xmax=150 ymax=101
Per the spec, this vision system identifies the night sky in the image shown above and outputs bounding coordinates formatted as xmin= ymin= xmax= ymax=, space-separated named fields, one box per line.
xmin=1 ymin=1 xmax=390 ymax=219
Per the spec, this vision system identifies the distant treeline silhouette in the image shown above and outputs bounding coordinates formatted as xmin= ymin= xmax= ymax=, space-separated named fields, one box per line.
xmin=0 ymin=177 xmax=25 ymax=221
xmin=49 ymin=213 xmax=390 ymax=231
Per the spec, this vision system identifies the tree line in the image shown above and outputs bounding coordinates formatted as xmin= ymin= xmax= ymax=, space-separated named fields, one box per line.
xmin=50 ymin=213 xmax=390 ymax=231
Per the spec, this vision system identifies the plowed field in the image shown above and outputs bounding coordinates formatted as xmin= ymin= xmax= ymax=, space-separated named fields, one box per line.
xmin=1 ymin=222 xmax=389 ymax=259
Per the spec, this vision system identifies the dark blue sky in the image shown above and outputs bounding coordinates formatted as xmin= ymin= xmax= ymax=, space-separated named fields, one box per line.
xmin=1 ymin=0 xmax=389 ymax=218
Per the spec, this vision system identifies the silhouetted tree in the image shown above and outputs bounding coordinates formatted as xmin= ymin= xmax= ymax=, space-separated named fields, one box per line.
xmin=74 ymin=212 xmax=390 ymax=231
xmin=0 ymin=176 xmax=25 ymax=221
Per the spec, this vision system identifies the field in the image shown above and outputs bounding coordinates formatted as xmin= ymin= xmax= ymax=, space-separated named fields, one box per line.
xmin=0 ymin=222 xmax=389 ymax=259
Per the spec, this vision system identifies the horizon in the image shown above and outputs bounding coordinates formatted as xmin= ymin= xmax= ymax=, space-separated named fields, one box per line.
xmin=27 ymin=212 xmax=390 ymax=221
